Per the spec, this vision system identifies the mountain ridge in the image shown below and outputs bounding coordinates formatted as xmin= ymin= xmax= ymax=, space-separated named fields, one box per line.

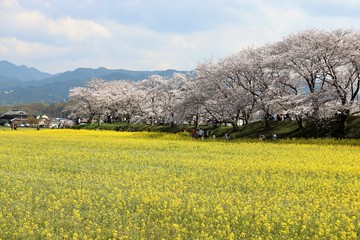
xmin=0 ymin=60 xmax=53 ymax=81
xmin=0 ymin=60 xmax=191 ymax=105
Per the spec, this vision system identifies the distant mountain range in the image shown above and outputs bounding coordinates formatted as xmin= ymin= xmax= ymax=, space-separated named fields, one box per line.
xmin=0 ymin=60 xmax=190 ymax=105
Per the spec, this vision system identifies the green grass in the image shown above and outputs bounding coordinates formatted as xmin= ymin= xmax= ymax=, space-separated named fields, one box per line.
xmin=70 ymin=116 xmax=360 ymax=139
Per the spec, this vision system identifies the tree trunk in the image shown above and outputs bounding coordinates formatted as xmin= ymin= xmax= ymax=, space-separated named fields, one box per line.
xmin=336 ymin=110 xmax=349 ymax=138
xmin=311 ymin=95 xmax=320 ymax=120
xmin=296 ymin=115 xmax=304 ymax=131
xmin=232 ymin=112 xmax=240 ymax=129
xmin=97 ymin=113 xmax=101 ymax=126
xmin=242 ymin=109 xmax=251 ymax=125
xmin=194 ymin=113 xmax=199 ymax=129
xmin=264 ymin=112 xmax=271 ymax=129
xmin=169 ymin=112 xmax=175 ymax=127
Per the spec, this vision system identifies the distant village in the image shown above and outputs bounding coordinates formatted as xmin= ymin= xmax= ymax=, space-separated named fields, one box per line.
xmin=0 ymin=109 xmax=75 ymax=129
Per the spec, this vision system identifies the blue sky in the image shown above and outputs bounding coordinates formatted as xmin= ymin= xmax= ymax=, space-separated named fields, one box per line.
xmin=1 ymin=0 xmax=360 ymax=74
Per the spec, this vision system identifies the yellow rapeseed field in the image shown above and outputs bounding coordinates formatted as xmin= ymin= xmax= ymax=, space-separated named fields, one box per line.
xmin=0 ymin=128 xmax=359 ymax=239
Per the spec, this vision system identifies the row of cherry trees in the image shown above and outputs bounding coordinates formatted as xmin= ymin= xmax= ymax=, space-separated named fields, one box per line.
xmin=68 ymin=29 xmax=360 ymax=135
xmin=68 ymin=73 xmax=190 ymax=125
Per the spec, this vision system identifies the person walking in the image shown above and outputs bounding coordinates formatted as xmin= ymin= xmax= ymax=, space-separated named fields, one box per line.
xmin=272 ymin=132 xmax=277 ymax=140
xmin=198 ymin=128 xmax=204 ymax=139
xmin=225 ymin=132 xmax=231 ymax=140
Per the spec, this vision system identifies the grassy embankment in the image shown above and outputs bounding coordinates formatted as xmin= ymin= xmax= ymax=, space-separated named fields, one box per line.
xmin=71 ymin=116 xmax=360 ymax=139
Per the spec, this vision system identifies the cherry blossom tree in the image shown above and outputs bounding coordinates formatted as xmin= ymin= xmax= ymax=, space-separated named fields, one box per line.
xmin=221 ymin=46 xmax=285 ymax=128
xmin=273 ymin=29 xmax=334 ymax=120
xmin=319 ymin=29 xmax=360 ymax=136
xmin=136 ymin=74 xmax=187 ymax=125
xmin=105 ymin=80 xmax=142 ymax=124
xmin=170 ymin=74 xmax=207 ymax=128
xmin=195 ymin=58 xmax=250 ymax=128
xmin=67 ymin=28 xmax=359 ymax=136
xmin=68 ymin=78 xmax=109 ymax=124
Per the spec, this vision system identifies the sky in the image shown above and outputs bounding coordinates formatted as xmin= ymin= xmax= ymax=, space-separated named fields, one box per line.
xmin=1 ymin=0 xmax=360 ymax=74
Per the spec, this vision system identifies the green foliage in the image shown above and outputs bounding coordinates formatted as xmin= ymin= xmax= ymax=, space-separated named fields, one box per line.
xmin=71 ymin=116 xmax=360 ymax=139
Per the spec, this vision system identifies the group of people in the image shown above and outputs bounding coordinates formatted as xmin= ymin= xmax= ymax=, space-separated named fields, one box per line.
xmin=188 ymin=128 xmax=212 ymax=139
xmin=186 ymin=128 xmax=233 ymax=141
xmin=259 ymin=132 xmax=277 ymax=141
xmin=185 ymin=128 xmax=278 ymax=141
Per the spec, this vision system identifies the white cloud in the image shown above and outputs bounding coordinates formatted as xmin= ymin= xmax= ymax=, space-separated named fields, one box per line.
xmin=0 ymin=37 xmax=71 ymax=73
xmin=48 ymin=17 xmax=112 ymax=42
xmin=0 ymin=0 xmax=111 ymax=44
xmin=0 ymin=37 xmax=67 ymax=56
xmin=1 ymin=0 xmax=360 ymax=73
xmin=0 ymin=0 xmax=20 ymax=9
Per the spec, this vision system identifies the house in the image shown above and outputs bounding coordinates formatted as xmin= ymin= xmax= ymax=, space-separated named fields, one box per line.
xmin=0 ymin=110 xmax=29 ymax=121
xmin=0 ymin=110 xmax=30 ymax=125
xmin=36 ymin=114 xmax=51 ymax=127
xmin=49 ymin=118 xmax=75 ymax=128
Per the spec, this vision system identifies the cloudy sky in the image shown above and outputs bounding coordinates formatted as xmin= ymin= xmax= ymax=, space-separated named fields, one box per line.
xmin=1 ymin=0 xmax=360 ymax=74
